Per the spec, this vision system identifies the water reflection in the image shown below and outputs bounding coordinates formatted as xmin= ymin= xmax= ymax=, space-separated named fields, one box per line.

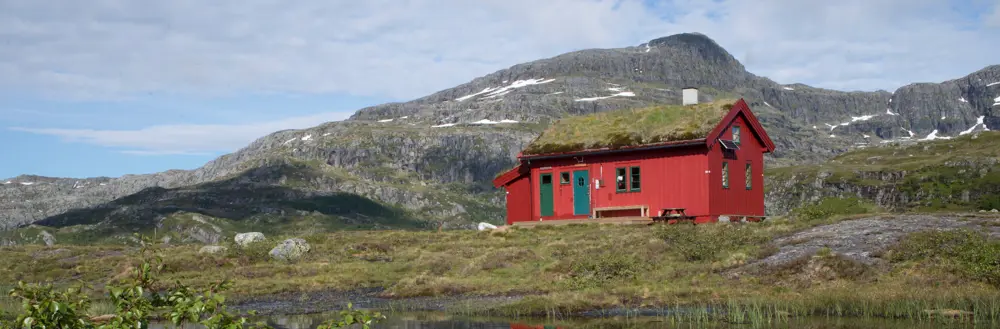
xmin=149 ymin=312 xmax=984 ymax=329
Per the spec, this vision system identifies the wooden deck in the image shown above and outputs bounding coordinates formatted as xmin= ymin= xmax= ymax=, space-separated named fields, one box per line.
xmin=511 ymin=217 xmax=653 ymax=227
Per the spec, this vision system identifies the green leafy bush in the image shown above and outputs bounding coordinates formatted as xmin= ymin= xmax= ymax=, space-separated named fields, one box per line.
xmin=7 ymin=283 xmax=92 ymax=329
xmin=791 ymin=197 xmax=877 ymax=221
xmin=889 ymin=229 xmax=1000 ymax=286
xmin=0 ymin=234 xmax=384 ymax=329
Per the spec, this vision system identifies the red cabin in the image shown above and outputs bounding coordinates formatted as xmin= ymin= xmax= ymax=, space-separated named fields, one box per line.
xmin=492 ymin=95 xmax=775 ymax=225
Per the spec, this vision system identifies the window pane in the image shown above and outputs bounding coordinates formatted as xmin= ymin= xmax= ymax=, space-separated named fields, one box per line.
xmin=560 ymin=172 xmax=570 ymax=184
xmin=616 ymin=168 xmax=627 ymax=191
xmin=733 ymin=126 xmax=741 ymax=145
xmin=745 ymin=162 xmax=752 ymax=189
xmin=542 ymin=174 xmax=551 ymax=184
xmin=722 ymin=162 xmax=729 ymax=188
xmin=630 ymin=167 xmax=641 ymax=191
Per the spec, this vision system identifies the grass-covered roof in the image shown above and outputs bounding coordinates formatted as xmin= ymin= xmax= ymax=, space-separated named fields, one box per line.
xmin=522 ymin=100 xmax=736 ymax=156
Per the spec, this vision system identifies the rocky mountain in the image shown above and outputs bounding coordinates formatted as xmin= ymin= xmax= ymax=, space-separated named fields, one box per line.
xmin=2 ymin=32 xmax=999 ymax=241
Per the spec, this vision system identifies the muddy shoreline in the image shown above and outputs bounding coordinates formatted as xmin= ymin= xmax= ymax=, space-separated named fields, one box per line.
xmin=231 ymin=288 xmax=730 ymax=319
xmin=229 ymin=287 xmax=529 ymax=316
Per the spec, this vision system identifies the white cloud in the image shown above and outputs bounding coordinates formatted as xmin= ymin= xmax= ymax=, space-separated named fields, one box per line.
xmin=10 ymin=111 xmax=353 ymax=154
xmin=2 ymin=0 xmax=996 ymax=102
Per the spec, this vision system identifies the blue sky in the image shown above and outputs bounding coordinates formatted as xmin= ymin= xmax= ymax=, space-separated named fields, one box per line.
xmin=2 ymin=0 xmax=999 ymax=179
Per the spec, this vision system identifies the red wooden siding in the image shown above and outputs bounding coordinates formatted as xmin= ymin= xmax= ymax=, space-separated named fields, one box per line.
xmin=503 ymin=174 xmax=533 ymax=225
xmin=707 ymin=113 xmax=766 ymax=219
xmin=526 ymin=146 xmax=710 ymax=222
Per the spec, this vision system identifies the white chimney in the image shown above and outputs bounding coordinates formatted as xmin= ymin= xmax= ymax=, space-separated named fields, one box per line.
xmin=682 ymin=87 xmax=699 ymax=105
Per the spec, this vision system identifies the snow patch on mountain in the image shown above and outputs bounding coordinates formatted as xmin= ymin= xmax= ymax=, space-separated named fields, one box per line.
xmin=921 ymin=130 xmax=952 ymax=141
xmin=851 ymin=115 xmax=876 ymax=122
xmin=959 ymin=116 xmax=986 ymax=135
xmin=455 ymin=78 xmax=556 ymax=102
xmin=575 ymin=91 xmax=636 ymax=102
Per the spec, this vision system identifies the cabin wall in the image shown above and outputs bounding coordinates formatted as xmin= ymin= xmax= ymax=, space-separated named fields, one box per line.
xmin=707 ymin=114 xmax=766 ymax=219
xmin=503 ymin=176 xmax=533 ymax=225
xmin=526 ymin=145 xmax=710 ymax=221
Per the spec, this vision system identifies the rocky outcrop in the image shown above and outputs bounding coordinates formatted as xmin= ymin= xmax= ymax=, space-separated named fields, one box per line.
xmin=739 ymin=214 xmax=1000 ymax=270
xmin=765 ymin=132 xmax=1000 ymax=215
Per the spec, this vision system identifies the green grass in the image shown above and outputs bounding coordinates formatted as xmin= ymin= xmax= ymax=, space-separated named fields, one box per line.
xmin=790 ymin=197 xmax=882 ymax=221
xmin=2 ymin=219 xmax=999 ymax=323
xmin=522 ymin=100 xmax=735 ymax=155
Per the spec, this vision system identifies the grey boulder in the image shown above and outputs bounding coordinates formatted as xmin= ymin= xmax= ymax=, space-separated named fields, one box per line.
xmin=235 ymin=232 xmax=266 ymax=247
xmin=269 ymin=238 xmax=311 ymax=261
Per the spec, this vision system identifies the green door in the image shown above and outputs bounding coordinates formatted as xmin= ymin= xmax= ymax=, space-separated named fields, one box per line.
xmin=539 ymin=174 xmax=554 ymax=217
xmin=572 ymin=170 xmax=590 ymax=215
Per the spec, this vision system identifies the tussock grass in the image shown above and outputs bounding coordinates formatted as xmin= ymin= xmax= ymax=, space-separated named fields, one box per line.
xmin=1 ymin=220 xmax=999 ymax=323
xmin=522 ymin=100 xmax=735 ymax=155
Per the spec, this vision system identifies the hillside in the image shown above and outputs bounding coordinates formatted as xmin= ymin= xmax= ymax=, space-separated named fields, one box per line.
xmin=2 ymin=32 xmax=1000 ymax=240
xmin=766 ymin=131 xmax=1000 ymax=215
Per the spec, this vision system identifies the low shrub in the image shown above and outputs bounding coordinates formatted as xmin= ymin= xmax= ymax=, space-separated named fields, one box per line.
xmin=654 ymin=224 xmax=772 ymax=262
xmin=227 ymin=240 xmax=274 ymax=265
xmin=567 ymin=252 xmax=648 ymax=288
xmin=888 ymin=229 xmax=1000 ymax=286
xmin=791 ymin=197 xmax=878 ymax=221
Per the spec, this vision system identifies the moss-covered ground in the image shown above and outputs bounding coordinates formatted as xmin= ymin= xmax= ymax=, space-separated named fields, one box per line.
xmin=3 ymin=214 xmax=999 ymax=322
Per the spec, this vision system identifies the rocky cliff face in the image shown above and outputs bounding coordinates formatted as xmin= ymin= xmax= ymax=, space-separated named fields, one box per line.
xmin=2 ymin=32 xmax=1000 ymax=236
xmin=765 ymin=132 xmax=1000 ymax=215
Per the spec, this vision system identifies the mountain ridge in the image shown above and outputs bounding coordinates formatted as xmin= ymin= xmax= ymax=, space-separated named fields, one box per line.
xmin=2 ymin=33 xmax=999 ymax=238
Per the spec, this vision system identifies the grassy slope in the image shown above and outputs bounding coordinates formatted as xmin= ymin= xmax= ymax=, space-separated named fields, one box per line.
xmin=522 ymin=100 xmax=734 ymax=155
xmin=3 ymin=218 xmax=999 ymax=319
xmin=767 ymin=131 xmax=1000 ymax=212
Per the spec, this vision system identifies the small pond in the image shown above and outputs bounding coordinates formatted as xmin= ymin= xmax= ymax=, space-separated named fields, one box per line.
xmin=151 ymin=311 xmax=987 ymax=329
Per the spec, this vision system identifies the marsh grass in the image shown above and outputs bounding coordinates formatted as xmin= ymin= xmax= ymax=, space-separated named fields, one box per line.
xmin=1 ymin=221 xmax=998 ymax=324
